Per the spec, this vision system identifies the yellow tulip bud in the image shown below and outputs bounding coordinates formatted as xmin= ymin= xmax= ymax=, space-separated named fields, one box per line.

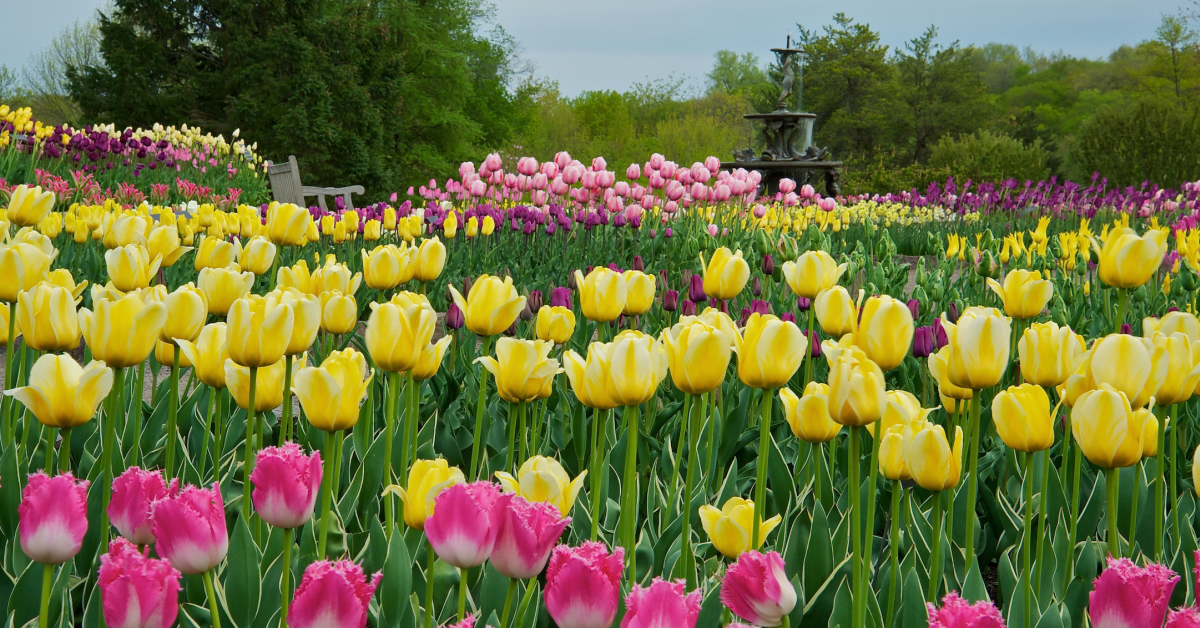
xmin=155 ymin=283 xmax=208 ymax=343
xmin=944 ymin=307 xmax=1011 ymax=390
xmin=661 ymin=318 xmax=734 ymax=395
xmin=1071 ymin=385 xmax=1148 ymax=469
xmin=342 ymin=210 xmax=359 ymax=236
xmin=177 ymin=323 xmax=229 ymax=389
xmin=311 ymin=260 xmax=361 ymax=296
xmin=146 ymin=225 xmax=193 ymax=268
xmin=495 ymin=456 xmax=587 ymax=516
xmin=929 ymin=345 xmax=973 ymax=401
xmin=698 ymin=497 xmax=781 ymax=558
xmin=621 ymin=270 xmax=656 ymax=315
xmin=385 ymin=458 xmax=465 ymax=531
xmin=1094 ymin=227 xmax=1168 ymax=289
xmin=1088 ymin=333 xmax=1168 ymax=410
xmin=905 ymin=422 xmax=963 ymax=491
xmin=16 ymin=282 xmax=79 ymax=352
xmin=0 ymin=241 xmax=55 ymax=302
xmin=987 ymin=269 xmax=1054 ymax=320
xmin=443 ymin=212 xmax=458 ymax=239
xmin=782 ymin=250 xmax=847 ymax=299
xmin=265 ymin=202 xmax=310 ymax=246
xmin=155 ymin=340 xmax=192 ymax=368
xmin=383 ymin=206 xmax=397 ymax=231
xmin=605 ymin=330 xmax=668 ymax=406
xmin=851 ymin=295 xmax=913 ymax=371
xmin=481 ymin=216 xmax=495 ymax=236
xmin=563 ymin=342 xmax=620 ymax=410
xmin=476 ymin=338 xmax=559 ymax=403
xmin=412 ymin=336 xmax=452 ymax=381
xmin=1018 ymin=321 xmax=1086 ymax=388
xmin=867 ymin=390 xmax=935 ymax=437
xmin=574 ymin=267 xmax=627 ymax=323
xmin=237 ymin=236 xmax=277 ymax=276
xmin=466 ymin=216 xmax=479 ymax=238
xmin=225 ymin=354 xmax=300 ymax=412
xmin=0 ymin=301 xmax=20 ymax=346
xmin=5 ymin=185 xmax=56 ymax=227
xmin=700 ymin=247 xmax=750 ymax=300
xmin=79 ymin=292 xmax=168 ymax=368
xmin=1144 ymin=311 xmax=1200 ymax=344
xmin=363 ymin=219 xmax=381 ymax=241
xmin=413 ymin=237 xmax=446 ymax=283
xmin=1146 ymin=331 xmax=1200 ymax=405
xmin=448 ymin=274 xmax=526 ymax=337
xmin=294 ymin=348 xmax=372 ymax=432
xmin=320 ymin=291 xmax=358 ymax=335
xmin=992 ymin=384 xmax=1054 ymax=452
xmin=365 ymin=298 xmax=437 ymax=373
xmin=102 ymin=214 xmax=149 ymax=249
xmin=780 ymin=383 xmax=841 ymax=443
xmin=5 ymin=354 xmax=112 ymax=428
xmin=194 ymin=234 xmax=241 ymax=271
xmin=277 ymin=260 xmax=314 ymax=294
xmin=737 ymin=313 xmax=806 ymax=388
xmin=814 ymin=286 xmax=856 ymax=338
xmin=535 ymin=306 xmax=576 ymax=345
xmin=197 ymin=266 xmax=254 ymax=316
xmin=226 ymin=294 xmax=294 ymax=368
xmin=879 ymin=423 xmax=916 ymax=481
xmin=827 ymin=346 xmax=886 ymax=427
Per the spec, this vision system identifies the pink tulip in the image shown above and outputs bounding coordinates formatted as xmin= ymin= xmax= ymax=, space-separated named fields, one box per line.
xmin=621 ymin=578 xmax=702 ymax=628
xmin=426 ymin=482 xmax=502 ymax=569
xmin=99 ymin=538 xmax=182 ymax=628
xmin=470 ymin=180 xmax=486 ymax=197
xmin=251 ymin=442 xmax=322 ymax=530
xmin=721 ymin=551 xmax=797 ymax=627
xmin=541 ymin=161 xmax=559 ymax=179
xmin=752 ymin=204 xmax=767 ymax=219
xmin=800 ymin=184 xmax=816 ymax=199
xmin=648 ymin=153 xmax=665 ymax=171
xmin=626 ymin=163 xmax=641 ymax=180
xmin=818 ymin=197 xmax=837 ymax=212
xmin=660 ymin=161 xmax=677 ymax=178
xmin=289 ymin=560 xmax=382 ymax=628
xmin=778 ymin=178 xmax=796 ymax=194
xmin=484 ymin=153 xmax=503 ymax=172
xmin=926 ymin=592 xmax=1004 ymax=627
xmin=518 ymin=157 xmax=539 ymax=176
xmin=458 ymin=162 xmax=474 ymax=179
xmin=545 ymin=541 xmax=624 ymax=628
xmin=714 ymin=184 xmax=732 ymax=202
xmin=563 ymin=165 xmax=583 ymax=185
xmin=20 ymin=471 xmax=90 ymax=564
xmin=705 ymin=155 xmax=721 ymax=174
xmin=490 ymin=494 xmax=570 ymax=579
xmin=441 ymin=616 xmax=476 ymax=628
xmin=110 ymin=467 xmax=179 ymax=545
xmin=1090 ymin=557 xmax=1179 ymax=628
xmin=592 ymin=156 xmax=607 ymax=171
xmin=1168 ymin=607 xmax=1200 ymax=628
xmin=554 ymin=151 xmax=572 ymax=170
xmin=707 ymin=224 xmax=719 ymax=237
xmin=151 ymin=484 xmax=229 ymax=574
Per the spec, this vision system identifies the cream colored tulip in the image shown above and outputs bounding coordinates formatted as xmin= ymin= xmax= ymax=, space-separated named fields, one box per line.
xmin=274 ymin=289 xmax=321 ymax=356
xmin=320 ymin=291 xmax=358 ymax=335
xmin=701 ymin=247 xmax=750 ymax=300
xmin=1088 ymin=333 xmax=1168 ymax=410
xmin=448 ymin=274 xmax=526 ymax=336
xmin=365 ymin=298 xmax=437 ymax=373
xmin=782 ymin=250 xmax=847 ymax=299
xmin=5 ymin=185 xmax=55 ymax=227
xmin=226 ymin=294 xmax=294 ymax=368
xmin=987 ymin=269 xmax=1054 ymax=320
xmin=475 ymin=338 xmax=559 ymax=404
xmin=944 ymin=306 xmax=1011 ymax=390
xmin=157 ymin=283 xmax=208 ymax=343
xmin=827 ymin=346 xmax=887 ymax=427
xmin=780 ymin=383 xmax=841 ymax=443
xmin=1018 ymin=321 xmax=1086 ymax=388
xmin=197 ymin=266 xmax=255 ymax=316
xmin=226 ymin=354 xmax=303 ymax=412
xmin=294 ymin=348 xmax=371 ymax=432
xmin=606 ymin=330 xmax=668 ymax=406
xmin=1147 ymin=331 xmax=1200 ymax=405
xmin=905 ymin=422 xmax=962 ymax=491
xmin=574 ymin=267 xmax=627 ymax=323
xmin=105 ymin=244 xmax=161 ymax=292
xmin=237 ymin=236 xmax=277 ymax=276
xmin=736 ymin=313 xmax=807 ymax=388
xmin=79 ymin=292 xmax=167 ymax=369
xmin=16 ymin=282 xmax=79 ymax=352
xmin=622 ymin=270 xmax=656 ymax=315
xmin=311 ymin=260 xmax=361 ymax=296
xmin=814 ymin=286 xmax=856 ymax=337
xmin=177 ymin=323 xmax=229 ymax=389
xmin=1144 ymin=311 xmax=1200 ymax=344
xmin=661 ymin=318 xmax=734 ymax=395
xmin=535 ymin=306 xmax=576 ymax=345
xmin=194 ymin=234 xmax=241 ymax=271
xmin=5 ymin=354 xmax=112 ymax=428
xmin=1072 ymin=385 xmax=1148 ymax=469
xmin=495 ymin=456 xmax=587 ymax=516
xmin=852 ymin=295 xmax=914 ymax=371
xmin=867 ymin=390 xmax=935 ymax=437
xmin=563 ymin=342 xmax=620 ymax=410
xmin=146 ymin=225 xmax=193 ymax=267
xmin=412 ymin=336 xmax=452 ymax=381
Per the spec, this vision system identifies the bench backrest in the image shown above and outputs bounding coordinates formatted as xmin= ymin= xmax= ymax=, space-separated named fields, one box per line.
xmin=267 ymin=155 xmax=305 ymax=206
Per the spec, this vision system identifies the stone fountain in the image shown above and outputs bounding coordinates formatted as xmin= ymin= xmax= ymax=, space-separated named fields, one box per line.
xmin=723 ymin=40 xmax=843 ymax=196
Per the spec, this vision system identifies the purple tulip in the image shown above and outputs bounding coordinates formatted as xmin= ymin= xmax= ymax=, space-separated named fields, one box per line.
xmin=797 ymin=296 xmax=811 ymax=312
xmin=680 ymin=300 xmax=697 ymax=316
xmin=688 ymin=275 xmax=706 ymax=303
xmin=907 ymin=299 xmax=920 ymax=321
xmin=445 ymin=303 xmax=465 ymax=330
xmin=663 ymin=290 xmax=679 ymax=312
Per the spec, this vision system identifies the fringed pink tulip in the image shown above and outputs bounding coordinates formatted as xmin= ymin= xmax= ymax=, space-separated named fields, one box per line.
xmin=721 ymin=551 xmax=797 ymax=627
xmin=425 ymin=482 xmax=501 ymax=569
xmin=621 ymin=578 xmax=702 ymax=628
xmin=926 ymin=592 xmax=1004 ymax=627
xmin=250 ymin=442 xmax=322 ymax=529
xmin=19 ymin=471 xmax=89 ymax=564
xmin=490 ymin=494 xmax=571 ymax=579
xmin=1168 ymin=607 xmax=1200 ymax=628
xmin=98 ymin=538 xmax=182 ymax=628
xmin=441 ymin=616 xmax=475 ymax=628
xmin=109 ymin=467 xmax=178 ymax=545
xmin=288 ymin=560 xmax=382 ymax=628
xmin=1089 ymin=557 xmax=1178 ymax=628
xmin=545 ymin=541 xmax=624 ymax=628
xmin=151 ymin=484 xmax=229 ymax=574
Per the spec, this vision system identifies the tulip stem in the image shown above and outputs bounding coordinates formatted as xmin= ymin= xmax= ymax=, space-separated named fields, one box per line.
xmin=504 ymin=401 xmax=517 ymax=474
xmin=281 ymin=354 xmax=293 ymax=443
xmin=622 ymin=404 xmax=639 ymax=584
xmin=1022 ymin=451 xmax=1034 ymax=628
xmin=848 ymin=425 xmax=862 ymax=626
xmin=469 ymin=334 xmax=493 ymax=481
xmin=499 ymin=578 xmax=517 ymax=628
xmin=1171 ymin=410 xmax=1181 ymax=561
xmin=407 ymin=371 xmax=418 ymax=472
xmin=813 ymin=442 xmax=824 ymax=506
xmin=424 ymin=541 xmax=436 ymax=628
xmin=681 ymin=395 xmax=702 ymax=589
xmin=203 ymin=569 xmax=222 ymax=628
xmin=1113 ymin=288 xmax=1128 ymax=334
xmin=385 ymin=371 xmax=400 ymax=538
xmin=3 ymin=301 xmax=15 ymax=439
xmin=165 ymin=349 xmax=180 ymax=480
xmin=863 ymin=415 xmax=883 ymax=582
xmin=100 ymin=367 xmax=124 ymax=555
xmin=517 ymin=401 xmax=528 ymax=467
xmin=1129 ymin=463 xmax=1141 ymax=554
xmin=1106 ymin=467 xmax=1121 ymax=559
xmin=926 ymin=491 xmax=944 ymax=602
xmin=963 ymin=394 xmax=982 ymax=564
xmin=58 ymin=428 xmax=70 ymax=475
xmin=241 ymin=366 xmax=258 ymax=524
xmin=1155 ymin=405 xmax=1167 ymax=560
xmin=671 ymin=394 xmax=692 ymax=519
xmin=199 ymin=384 xmax=217 ymax=483
xmin=37 ymin=562 xmax=52 ymax=628
xmin=1064 ymin=423 xmax=1083 ymax=591
xmin=42 ymin=426 xmax=54 ymax=475
xmin=317 ymin=430 xmax=337 ymax=558
xmin=133 ymin=359 xmax=146 ymax=464
xmin=457 ymin=567 xmax=468 ymax=622
xmin=886 ymin=481 xmax=901 ymax=622
xmin=589 ymin=407 xmax=604 ymax=542
xmin=752 ymin=388 xmax=775 ymax=550
xmin=279 ymin=527 xmax=293 ymax=628
xmin=804 ymin=306 xmax=815 ymax=388
xmin=1034 ymin=447 xmax=1051 ymax=594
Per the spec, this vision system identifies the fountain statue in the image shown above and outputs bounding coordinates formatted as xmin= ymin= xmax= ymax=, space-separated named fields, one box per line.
xmin=725 ymin=37 xmax=843 ymax=195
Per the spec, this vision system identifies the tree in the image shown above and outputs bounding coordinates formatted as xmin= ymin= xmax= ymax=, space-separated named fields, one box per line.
xmin=0 ymin=66 xmax=20 ymax=103
xmin=23 ymin=20 xmax=103 ymax=125
xmin=706 ymin=51 xmax=769 ymax=96
xmin=1148 ymin=15 xmax=1198 ymax=100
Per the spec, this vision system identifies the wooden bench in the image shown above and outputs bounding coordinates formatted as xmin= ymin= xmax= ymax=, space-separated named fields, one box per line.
xmin=266 ymin=154 xmax=365 ymax=211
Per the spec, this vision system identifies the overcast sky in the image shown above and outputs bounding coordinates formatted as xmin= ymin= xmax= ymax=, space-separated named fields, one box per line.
xmin=1 ymin=0 xmax=1186 ymax=96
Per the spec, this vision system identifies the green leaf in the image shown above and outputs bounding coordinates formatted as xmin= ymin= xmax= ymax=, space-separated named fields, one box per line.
xmin=899 ymin=568 xmax=926 ymax=628
xmin=379 ymin=524 xmax=413 ymax=628
xmin=224 ymin=516 xmax=262 ymax=628
xmin=803 ymin=504 xmax=833 ymax=602
xmin=962 ymin=557 xmax=988 ymax=603
xmin=826 ymin=577 xmax=852 ymax=628
xmin=697 ymin=584 xmax=723 ymax=628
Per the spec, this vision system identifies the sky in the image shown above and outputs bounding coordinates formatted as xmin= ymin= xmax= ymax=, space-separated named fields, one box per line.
xmin=1 ymin=0 xmax=1186 ymax=96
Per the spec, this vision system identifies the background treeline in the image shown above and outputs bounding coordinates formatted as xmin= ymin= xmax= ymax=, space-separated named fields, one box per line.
xmin=3 ymin=5 xmax=1200 ymax=198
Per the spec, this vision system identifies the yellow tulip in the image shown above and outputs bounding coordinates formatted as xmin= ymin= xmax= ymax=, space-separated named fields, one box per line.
xmin=237 ymin=236 xmax=277 ymax=276
xmin=294 ymin=348 xmax=372 ymax=431
xmin=443 ymin=212 xmax=458 ymax=239
xmin=79 ymin=292 xmax=167 ymax=368
xmin=44 ymin=269 xmax=86 ymax=300
xmin=661 ymin=318 xmax=734 ymax=395
xmin=698 ymin=496 xmax=781 ymax=558
xmin=1087 ymin=333 xmax=1168 ymax=410
xmin=1071 ymin=385 xmax=1149 ymax=468
xmin=311 ymin=260 xmax=362 ymax=296
xmin=365 ymin=298 xmax=437 ymax=373
xmin=276 ymin=260 xmax=315 ymax=294
xmin=814 ymin=286 xmax=856 ymax=337
xmin=827 ymin=346 xmax=886 ymax=427
xmin=1147 ymin=332 xmax=1200 ymax=405
xmin=413 ymin=237 xmax=446 ymax=283
xmin=16 ymin=282 xmax=79 ymax=352
xmin=362 ymin=244 xmax=412 ymax=290
xmin=194 ymin=234 xmax=241 ymax=271
xmin=929 ymin=345 xmax=973 ymax=401
xmin=481 ymin=216 xmax=496 ymax=236
xmin=226 ymin=353 xmax=300 ymax=412
xmin=943 ymin=306 xmax=1011 ymax=390
xmin=361 ymin=219 xmax=379 ymax=241
xmin=226 ymin=294 xmax=294 ymax=368
xmin=177 ymin=323 xmax=229 ymax=388
xmin=992 ymin=384 xmax=1054 ymax=452
xmin=12 ymin=226 xmax=56 ymax=257
xmin=385 ymin=458 xmax=465 ymax=531
xmin=105 ymin=244 xmax=161 ymax=292
xmin=780 ymin=383 xmax=841 ymax=443
xmin=465 ymin=216 xmax=479 ymax=238
xmin=574 ymin=267 xmax=627 ymax=323
xmin=700 ymin=247 xmax=750 ymax=300
xmin=622 ymin=270 xmax=656 ymax=315
xmin=412 ymin=336 xmax=453 ymax=381
xmin=495 ymin=456 xmax=587 ymax=516
xmin=146 ymin=225 xmax=192 ymax=268
xmin=563 ymin=342 xmax=620 ymax=410
xmin=320 ymin=291 xmax=358 ymax=335
xmin=155 ymin=340 xmax=191 ymax=368
xmin=265 ymin=202 xmax=310 ymax=246
xmin=904 ymin=422 xmax=963 ymax=491
xmin=1094 ymin=227 xmax=1168 ymax=289
xmin=1193 ymin=447 xmax=1200 ymax=498
xmin=879 ymin=423 xmax=916 ymax=481
xmin=782 ymin=250 xmax=847 ymax=299
xmin=197 ymin=265 xmax=255 ymax=316
xmin=448 ymin=274 xmax=526 ymax=336
xmin=1018 ymin=321 xmax=1086 ymax=388
xmin=1142 ymin=412 xmax=1160 ymax=458
xmin=476 ymin=338 xmax=559 ymax=403
xmin=0 ymin=302 xmax=20 ymax=346
xmin=1144 ymin=311 xmax=1200 ymax=344
xmin=606 ymin=330 xmax=668 ymax=406
xmin=535 ymin=306 xmax=576 ymax=345
xmin=692 ymin=306 xmax=739 ymax=339
xmin=987 ymin=269 xmax=1053 ymax=320
xmin=867 ymin=390 xmax=935 ymax=437
xmin=851 ymin=295 xmax=914 ymax=371
xmin=5 ymin=185 xmax=55 ymax=227
xmin=736 ymin=313 xmax=806 ymax=388
xmin=5 ymin=354 xmax=111 ymax=428
xmin=155 ymin=283 xmax=208 ymax=343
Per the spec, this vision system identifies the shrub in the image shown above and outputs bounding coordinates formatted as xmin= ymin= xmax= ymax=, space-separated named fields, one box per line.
xmin=1073 ymin=98 xmax=1200 ymax=187
xmin=928 ymin=129 xmax=1050 ymax=183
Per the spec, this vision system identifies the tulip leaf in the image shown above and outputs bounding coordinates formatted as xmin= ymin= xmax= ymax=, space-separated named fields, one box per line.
xmin=799 ymin=556 xmax=851 ymax=628
xmin=825 ymin=577 xmax=852 ymax=628
xmin=696 ymin=583 xmax=723 ymax=628
xmin=998 ymin=548 xmax=1017 ymax=603
xmin=0 ymin=444 xmax=20 ymax=538
xmin=224 ymin=516 xmax=262 ymax=628
xmin=899 ymin=568 xmax=926 ymax=628
xmin=803 ymin=504 xmax=833 ymax=601
xmin=1034 ymin=604 xmax=1064 ymax=628
xmin=179 ymin=602 xmax=212 ymax=628
xmin=767 ymin=429 xmax=796 ymax=519
xmin=961 ymin=557 xmax=988 ymax=602
xmin=252 ymin=554 xmax=283 ymax=628
xmin=379 ymin=523 xmax=413 ymax=628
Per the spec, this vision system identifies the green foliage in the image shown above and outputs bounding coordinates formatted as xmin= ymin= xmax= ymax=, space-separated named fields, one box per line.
xmin=1073 ymin=98 xmax=1200 ymax=187
xmin=929 ymin=130 xmax=1050 ymax=184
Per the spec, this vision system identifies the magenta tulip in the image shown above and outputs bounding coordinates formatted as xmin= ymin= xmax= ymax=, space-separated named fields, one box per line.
xmin=441 ymin=616 xmax=476 ymax=628
xmin=426 ymin=482 xmax=501 ymax=569
xmin=721 ymin=551 xmax=797 ymax=627
xmin=250 ymin=442 xmax=322 ymax=529
xmin=151 ymin=484 xmax=229 ymax=574
xmin=622 ymin=578 xmax=702 ymax=628
xmin=1089 ymin=557 xmax=1178 ymax=628
xmin=545 ymin=542 xmax=624 ymax=628
xmin=98 ymin=538 xmax=182 ymax=628
xmin=109 ymin=467 xmax=178 ymax=545
xmin=1168 ymin=607 xmax=1200 ymax=628
xmin=926 ymin=592 xmax=1004 ymax=627
xmin=19 ymin=471 xmax=89 ymax=564
xmin=489 ymin=494 xmax=571 ymax=579
xmin=288 ymin=560 xmax=382 ymax=628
